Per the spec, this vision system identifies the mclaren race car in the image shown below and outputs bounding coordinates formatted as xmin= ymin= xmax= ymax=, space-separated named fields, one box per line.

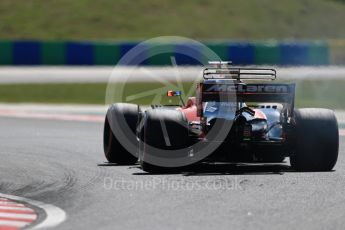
xmin=104 ymin=61 xmax=339 ymax=173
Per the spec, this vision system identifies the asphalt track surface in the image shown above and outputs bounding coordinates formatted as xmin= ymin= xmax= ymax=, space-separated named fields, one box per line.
xmin=1 ymin=116 xmax=345 ymax=230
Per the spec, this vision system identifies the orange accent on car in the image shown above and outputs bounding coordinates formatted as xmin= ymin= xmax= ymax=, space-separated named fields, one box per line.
xmin=167 ymin=91 xmax=174 ymax=97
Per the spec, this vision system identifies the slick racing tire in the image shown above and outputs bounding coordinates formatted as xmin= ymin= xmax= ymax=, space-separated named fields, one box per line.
xmin=290 ymin=108 xmax=339 ymax=171
xmin=140 ymin=109 xmax=189 ymax=173
xmin=103 ymin=103 xmax=141 ymax=165
xmin=141 ymin=162 xmax=184 ymax=174
xmin=260 ymin=153 xmax=285 ymax=163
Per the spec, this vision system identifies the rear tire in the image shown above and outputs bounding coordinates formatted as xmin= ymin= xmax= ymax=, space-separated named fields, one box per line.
xmin=260 ymin=153 xmax=285 ymax=163
xmin=140 ymin=109 xmax=189 ymax=173
xmin=103 ymin=103 xmax=140 ymax=165
xmin=141 ymin=162 xmax=183 ymax=174
xmin=290 ymin=108 xmax=338 ymax=171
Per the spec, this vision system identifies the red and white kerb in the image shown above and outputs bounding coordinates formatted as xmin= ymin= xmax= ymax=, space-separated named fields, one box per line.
xmin=0 ymin=197 xmax=37 ymax=230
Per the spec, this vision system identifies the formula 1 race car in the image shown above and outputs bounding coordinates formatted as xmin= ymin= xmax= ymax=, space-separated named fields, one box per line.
xmin=104 ymin=61 xmax=339 ymax=173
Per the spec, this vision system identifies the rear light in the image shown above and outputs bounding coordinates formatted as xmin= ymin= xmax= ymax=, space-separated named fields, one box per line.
xmin=243 ymin=125 xmax=251 ymax=137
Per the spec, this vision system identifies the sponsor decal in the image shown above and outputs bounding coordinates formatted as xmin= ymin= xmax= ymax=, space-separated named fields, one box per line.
xmin=204 ymin=84 xmax=289 ymax=94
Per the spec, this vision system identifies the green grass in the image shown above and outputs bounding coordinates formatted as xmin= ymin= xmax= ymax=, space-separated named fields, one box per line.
xmin=294 ymin=79 xmax=345 ymax=108
xmin=0 ymin=0 xmax=345 ymax=40
xmin=0 ymin=80 xmax=344 ymax=109
xmin=0 ymin=84 xmax=107 ymax=104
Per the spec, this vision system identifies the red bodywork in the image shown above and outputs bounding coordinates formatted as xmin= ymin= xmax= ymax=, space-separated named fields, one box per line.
xmin=177 ymin=97 xmax=200 ymax=122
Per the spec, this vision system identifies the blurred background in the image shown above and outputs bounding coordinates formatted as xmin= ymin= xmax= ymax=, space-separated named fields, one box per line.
xmin=0 ymin=0 xmax=344 ymax=108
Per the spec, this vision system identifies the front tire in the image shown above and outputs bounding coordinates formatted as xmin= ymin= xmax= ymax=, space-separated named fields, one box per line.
xmin=290 ymin=108 xmax=339 ymax=171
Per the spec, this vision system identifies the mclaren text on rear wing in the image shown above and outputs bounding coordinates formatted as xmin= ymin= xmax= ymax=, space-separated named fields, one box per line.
xmin=196 ymin=83 xmax=295 ymax=116
xmin=200 ymin=83 xmax=295 ymax=102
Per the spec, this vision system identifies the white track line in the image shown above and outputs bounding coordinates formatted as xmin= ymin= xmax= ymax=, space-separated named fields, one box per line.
xmin=0 ymin=193 xmax=66 ymax=229
xmin=1 ymin=66 xmax=345 ymax=84
xmin=0 ymin=109 xmax=103 ymax=122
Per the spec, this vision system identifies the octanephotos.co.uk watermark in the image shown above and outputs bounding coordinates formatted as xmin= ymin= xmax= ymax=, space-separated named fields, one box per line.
xmin=103 ymin=177 xmax=243 ymax=191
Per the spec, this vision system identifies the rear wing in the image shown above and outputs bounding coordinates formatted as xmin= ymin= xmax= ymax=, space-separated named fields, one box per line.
xmin=203 ymin=62 xmax=276 ymax=81
xmin=196 ymin=82 xmax=295 ymax=117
